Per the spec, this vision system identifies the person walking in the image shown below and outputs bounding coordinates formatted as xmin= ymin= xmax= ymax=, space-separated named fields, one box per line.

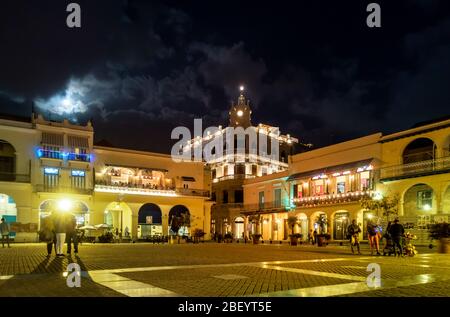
xmin=313 ymin=229 xmax=318 ymax=245
xmin=66 ymin=213 xmax=78 ymax=255
xmin=54 ymin=211 xmax=67 ymax=257
xmin=347 ymin=219 xmax=361 ymax=255
xmin=367 ymin=220 xmax=381 ymax=256
xmin=389 ymin=218 xmax=405 ymax=257
xmin=0 ymin=218 xmax=11 ymax=248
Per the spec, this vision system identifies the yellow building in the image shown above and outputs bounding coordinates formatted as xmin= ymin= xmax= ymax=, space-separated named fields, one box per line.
xmin=242 ymin=133 xmax=382 ymax=242
xmin=0 ymin=113 xmax=213 ymax=242
xmin=241 ymin=117 xmax=450 ymax=244
xmin=378 ymin=117 xmax=450 ymax=242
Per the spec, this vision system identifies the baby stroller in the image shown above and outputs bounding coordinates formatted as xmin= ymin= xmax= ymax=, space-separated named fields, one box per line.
xmin=382 ymin=232 xmax=395 ymax=256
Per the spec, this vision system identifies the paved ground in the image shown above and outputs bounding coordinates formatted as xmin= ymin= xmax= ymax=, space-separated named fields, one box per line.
xmin=0 ymin=241 xmax=449 ymax=297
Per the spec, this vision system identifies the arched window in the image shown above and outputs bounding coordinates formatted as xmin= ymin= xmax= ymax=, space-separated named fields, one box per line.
xmin=402 ymin=138 xmax=436 ymax=164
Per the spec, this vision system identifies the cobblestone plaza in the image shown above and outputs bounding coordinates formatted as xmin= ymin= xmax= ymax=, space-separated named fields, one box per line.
xmin=1 ymin=243 xmax=449 ymax=297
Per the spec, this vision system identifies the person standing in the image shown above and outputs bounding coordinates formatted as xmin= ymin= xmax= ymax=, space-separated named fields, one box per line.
xmin=54 ymin=211 xmax=66 ymax=257
xmin=389 ymin=218 xmax=405 ymax=257
xmin=347 ymin=219 xmax=361 ymax=255
xmin=367 ymin=220 xmax=381 ymax=256
xmin=40 ymin=216 xmax=56 ymax=256
xmin=313 ymin=229 xmax=318 ymax=245
xmin=0 ymin=218 xmax=11 ymax=248
xmin=66 ymin=213 xmax=78 ymax=255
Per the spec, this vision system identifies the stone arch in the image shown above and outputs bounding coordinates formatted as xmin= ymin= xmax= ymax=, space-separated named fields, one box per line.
xmin=135 ymin=203 xmax=162 ymax=238
xmin=403 ymin=183 xmax=437 ymax=217
xmin=402 ymin=138 xmax=436 ymax=164
xmin=310 ymin=211 xmax=328 ymax=234
xmin=0 ymin=140 xmax=16 ymax=181
xmin=104 ymin=201 xmax=133 ymax=236
xmin=168 ymin=205 xmax=190 ymax=236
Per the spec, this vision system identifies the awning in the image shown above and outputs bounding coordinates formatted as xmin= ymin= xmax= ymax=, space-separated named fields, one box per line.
xmin=287 ymin=158 xmax=374 ymax=181
xmin=68 ymin=135 xmax=89 ymax=148
xmin=41 ymin=132 xmax=64 ymax=146
xmin=182 ymin=176 xmax=196 ymax=182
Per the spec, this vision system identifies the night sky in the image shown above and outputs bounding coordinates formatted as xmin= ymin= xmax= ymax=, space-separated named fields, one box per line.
xmin=1 ymin=0 xmax=449 ymax=153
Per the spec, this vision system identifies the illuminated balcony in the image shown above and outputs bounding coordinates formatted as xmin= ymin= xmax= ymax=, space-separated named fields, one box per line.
xmin=94 ymin=182 xmax=209 ymax=197
xmin=380 ymin=156 xmax=450 ymax=182
xmin=37 ymin=149 xmax=91 ymax=162
xmin=293 ymin=190 xmax=374 ymax=208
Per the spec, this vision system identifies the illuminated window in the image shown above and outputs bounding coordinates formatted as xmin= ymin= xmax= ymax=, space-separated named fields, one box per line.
xmin=43 ymin=168 xmax=59 ymax=188
xmin=71 ymin=170 xmax=86 ymax=189
xmin=44 ymin=167 xmax=59 ymax=175
xmin=417 ymin=190 xmax=432 ymax=210
xmin=360 ymin=171 xmax=371 ymax=191
xmin=336 ymin=176 xmax=346 ymax=194
xmin=313 ymin=180 xmax=324 ymax=195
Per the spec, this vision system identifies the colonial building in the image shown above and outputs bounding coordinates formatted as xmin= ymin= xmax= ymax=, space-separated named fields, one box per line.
xmin=0 ymin=113 xmax=213 ymax=242
xmin=239 ymin=117 xmax=450 ymax=245
xmin=194 ymin=88 xmax=299 ymax=238
xmin=242 ymin=133 xmax=381 ymax=242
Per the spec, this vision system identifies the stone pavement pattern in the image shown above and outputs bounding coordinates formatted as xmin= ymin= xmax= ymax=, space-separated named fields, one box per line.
xmin=0 ymin=243 xmax=449 ymax=297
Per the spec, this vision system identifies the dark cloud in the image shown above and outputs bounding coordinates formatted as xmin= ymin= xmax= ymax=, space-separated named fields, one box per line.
xmin=0 ymin=0 xmax=449 ymax=153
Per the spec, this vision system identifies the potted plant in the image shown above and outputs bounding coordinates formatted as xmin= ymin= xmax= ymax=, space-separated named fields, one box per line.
xmin=248 ymin=214 xmax=262 ymax=244
xmin=224 ymin=232 xmax=233 ymax=243
xmin=289 ymin=233 xmax=303 ymax=246
xmin=287 ymin=216 xmax=300 ymax=246
xmin=429 ymin=222 xmax=450 ymax=253
xmin=251 ymin=233 xmax=262 ymax=244
xmin=315 ymin=215 xmax=330 ymax=246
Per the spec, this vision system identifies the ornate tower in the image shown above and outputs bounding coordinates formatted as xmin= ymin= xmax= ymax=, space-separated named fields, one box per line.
xmin=229 ymin=86 xmax=252 ymax=128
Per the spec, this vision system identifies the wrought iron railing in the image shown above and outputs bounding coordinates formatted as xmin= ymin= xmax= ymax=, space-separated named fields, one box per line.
xmin=175 ymin=188 xmax=210 ymax=197
xmin=380 ymin=156 xmax=450 ymax=180
xmin=35 ymin=184 xmax=93 ymax=195
xmin=240 ymin=201 xmax=288 ymax=212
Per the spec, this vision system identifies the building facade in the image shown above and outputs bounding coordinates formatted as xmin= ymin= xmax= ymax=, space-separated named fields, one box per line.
xmin=0 ymin=114 xmax=213 ymax=242
xmin=239 ymin=118 xmax=450 ymax=244
xmin=199 ymin=89 xmax=299 ymax=238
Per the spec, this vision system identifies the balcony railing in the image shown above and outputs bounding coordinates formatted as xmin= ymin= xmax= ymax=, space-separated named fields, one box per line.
xmin=38 ymin=149 xmax=90 ymax=162
xmin=213 ymin=174 xmax=256 ymax=182
xmin=0 ymin=172 xmax=30 ymax=183
xmin=240 ymin=201 xmax=288 ymax=213
xmin=293 ymin=190 xmax=373 ymax=208
xmin=35 ymin=184 xmax=92 ymax=195
xmin=380 ymin=156 xmax=450 ymax=181
xmin=175 ymin=188 xmax=210 ymax=197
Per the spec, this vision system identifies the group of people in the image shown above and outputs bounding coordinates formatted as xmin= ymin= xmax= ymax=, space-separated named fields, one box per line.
xmin=347 ymin=218 xmax=405 ymax=256
xmin=39 ymin=211 xmax=79 ymax=257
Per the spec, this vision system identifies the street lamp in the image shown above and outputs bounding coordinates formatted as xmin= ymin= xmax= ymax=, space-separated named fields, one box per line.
xmin=58 ymin=199 xmax=72 ymax=212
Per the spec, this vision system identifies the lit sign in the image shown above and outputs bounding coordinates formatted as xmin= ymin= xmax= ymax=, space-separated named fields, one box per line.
xmin=44 ymin=167 xmax=59 ymax=175
xmin=357 ymin=165 xmax=373 ymax=172
xmin=72 ymin=170 xmax=85 ymax=177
